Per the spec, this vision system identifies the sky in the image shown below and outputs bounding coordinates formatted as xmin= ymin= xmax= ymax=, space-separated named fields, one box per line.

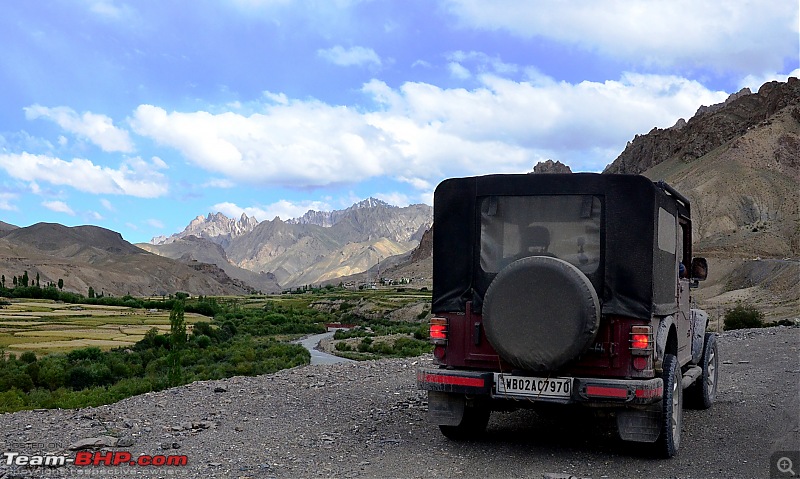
xmin=0 ymin=0 xmax=798 ymax=244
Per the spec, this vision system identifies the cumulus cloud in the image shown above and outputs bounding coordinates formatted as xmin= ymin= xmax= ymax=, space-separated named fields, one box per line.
xmin=374 ymin=192 xmax=411 ymax=207
xmin=24 ymin=105 xmax=134 ymax=153
xmin=129 ymin=71 xmax=725 ymax=191
xmin=0 ymin=153 xmax=168 ymax=197
xmin=738 ymin=68 xmax=800 ymax=92
xmin=212 ymin=199 xmax=332 ymax=222
xmin=0 ymin=192 xmax=18 ymax=211
xmin=42 ymin=200 xmax=75 ymax=216
xmin=442 ymin=0 xmax=798 ymax=74
xmin=318 ymin=45 xmax=382 ymax=67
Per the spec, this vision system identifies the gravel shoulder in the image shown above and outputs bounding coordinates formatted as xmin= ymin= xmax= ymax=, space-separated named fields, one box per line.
xmin=0 ymin=326 xmax=797 ymax=479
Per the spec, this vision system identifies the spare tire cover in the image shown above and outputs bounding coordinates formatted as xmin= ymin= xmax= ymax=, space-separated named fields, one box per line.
xmin=483 ymin=256 xmax=600 ymax=372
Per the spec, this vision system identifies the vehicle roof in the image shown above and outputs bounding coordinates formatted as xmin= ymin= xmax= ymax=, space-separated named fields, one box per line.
xmin=432 ymin=173 xmax=689 ymax=319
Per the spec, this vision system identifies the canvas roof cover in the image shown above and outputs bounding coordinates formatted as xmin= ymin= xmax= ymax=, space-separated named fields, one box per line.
xmin=431 ymin=173 xmax=689 ymax=320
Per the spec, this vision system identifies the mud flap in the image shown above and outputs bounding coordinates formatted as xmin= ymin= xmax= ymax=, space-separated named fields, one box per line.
xmin=616 ymin=405 xmax=661 ymax=443
xmin=427 ymin=391 xmax=465 ymax=426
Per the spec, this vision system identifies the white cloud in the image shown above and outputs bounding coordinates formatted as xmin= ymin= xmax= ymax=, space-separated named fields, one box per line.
xmin=318 ymin=45 xmax=382 ymax=67
xmin=146 ymin=219 xmax=164 ymax=229
xmin=42 ymin=200 xmax=75 ymax=216
xmin=374 ymin=192 xmax=410 ymax=207
xmin=448 ymin=62 xmax=471 ymax=80
xmin=203 ymin=178 xmax=236 ymax=188
xmin=212 ymin=199 xmax=332 ymax=222
xmin=129 ymin=71 xmax=725 ymax=189
xmin=87 ymin=211 xmax=104 ymax=220
xmin=442 ymin=0 xmax=798 ymax=74
xmin=24 ymin=105 xmax=134 ymax=153
xmin=738 ymin=68 xmax=800 ymax=92
xmin=397 ymin=176 xmax=433 ymax=191
xmin=85 ymin=0 xmax=135 ymax=20
xmin=0 ymin=193 xmax=18 ymax=211
xmin=0 ymin=153 xmax=169 ymax=198
xmin=100 ymin=198 xmax=115 ymax=211
xmin=125 ymin=222 xmax=138 ymax=230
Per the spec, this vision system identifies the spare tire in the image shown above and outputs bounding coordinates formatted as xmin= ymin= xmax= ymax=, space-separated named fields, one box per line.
xmin=483 ymin=256 xmax=600 ymax=372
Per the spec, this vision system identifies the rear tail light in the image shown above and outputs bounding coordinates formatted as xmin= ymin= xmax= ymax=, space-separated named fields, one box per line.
xmin=429 ymin=317 xmax=448 ymax=345
xmin=629 ymin=325 xmax=652 ymax=355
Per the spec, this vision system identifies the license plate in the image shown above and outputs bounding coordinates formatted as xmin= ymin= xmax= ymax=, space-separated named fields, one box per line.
xmin=494 ymin=374 xmax=573 ymax=399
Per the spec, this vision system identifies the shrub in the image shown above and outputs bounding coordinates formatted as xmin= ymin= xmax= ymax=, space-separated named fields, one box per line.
xmin=335 ymin=342 xmax=352 ymax=352
xmin=724 ymin=303 xmax=764 ymax=330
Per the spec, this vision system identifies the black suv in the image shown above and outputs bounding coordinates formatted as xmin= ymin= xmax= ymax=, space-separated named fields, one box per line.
xmin=417 ymin=173 xmax=718 ymax=458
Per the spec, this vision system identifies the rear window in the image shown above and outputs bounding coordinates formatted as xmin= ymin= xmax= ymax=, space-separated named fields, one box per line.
xmin=479 ymin=195 xmax=602 ymax=275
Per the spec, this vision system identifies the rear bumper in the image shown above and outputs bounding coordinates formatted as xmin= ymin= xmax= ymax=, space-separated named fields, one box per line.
xmin=417 ymin=368 xmax=663 ymax=405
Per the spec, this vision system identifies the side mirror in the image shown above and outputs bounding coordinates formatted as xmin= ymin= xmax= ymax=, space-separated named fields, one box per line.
xmin=691 ymin=257 xmax=708 ymax=281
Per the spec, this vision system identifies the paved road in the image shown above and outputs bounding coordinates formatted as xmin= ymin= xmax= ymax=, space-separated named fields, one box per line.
xmin=295 ymin=331 xmax=356 ymax=365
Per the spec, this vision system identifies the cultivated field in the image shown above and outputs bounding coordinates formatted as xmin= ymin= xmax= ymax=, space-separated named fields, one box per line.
xmin=0 ymin=299 xmax=207 ymax=356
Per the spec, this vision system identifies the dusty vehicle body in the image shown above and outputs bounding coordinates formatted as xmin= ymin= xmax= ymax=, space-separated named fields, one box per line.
xmin=417 ymin=173 xmax=717 ymax=457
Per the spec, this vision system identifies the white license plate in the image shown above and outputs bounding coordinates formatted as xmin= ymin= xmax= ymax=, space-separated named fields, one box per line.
xmin=494 ymin=374 xmax=573 ymax=399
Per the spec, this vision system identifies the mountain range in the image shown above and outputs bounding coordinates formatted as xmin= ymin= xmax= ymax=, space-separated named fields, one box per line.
xmin=139 ymin=198 xmax=432 ymax=290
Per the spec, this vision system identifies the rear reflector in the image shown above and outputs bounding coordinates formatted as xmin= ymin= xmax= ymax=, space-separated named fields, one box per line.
xmin=419 ymin=373 xmax=485 ymax=388
xmin=635 ymin=386 xmax=663 ymax=399
xmin=586 ymin=385 xmax=628 ymax=399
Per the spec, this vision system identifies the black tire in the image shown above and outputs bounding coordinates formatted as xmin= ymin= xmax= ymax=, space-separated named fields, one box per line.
xmin=483 ymin=256 xmax=600 ymax=372
xmin=438 ymin=404 xmax=490 ymax=440
xmin=656 ymin=354 xmax=683 ymax=458
xmin=686 ymin=333 xmax=718 ymax=409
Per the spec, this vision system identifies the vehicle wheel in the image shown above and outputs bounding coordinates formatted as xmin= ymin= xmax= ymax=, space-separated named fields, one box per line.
xmin=686 ymin=333 xmax=718 ymax=409
xmin=438 ymin=404 xmax=490 ymax=440
xmin=656 ymin=354 xmax=682 ymax=458
xmin=483 ymin=256 xmax=600 ymax=372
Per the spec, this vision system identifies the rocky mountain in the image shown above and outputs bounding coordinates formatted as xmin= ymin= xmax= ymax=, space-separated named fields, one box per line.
xmin=532 ymin=159 xmax=573 ymax=174
xmin=287 ymin=198 xmax=430 ymax=243
xmin=137 ymin=235 xmax=281 ymax=293
xmin=0 ymin=221 xmax=18 ymax=233
xmin=151 ymin=212 xmax=259 ymax=247
xmin=0 ymin=223 xmax=254 ymax=297
xmin=144 ymin=199 xmax=433 ymax=289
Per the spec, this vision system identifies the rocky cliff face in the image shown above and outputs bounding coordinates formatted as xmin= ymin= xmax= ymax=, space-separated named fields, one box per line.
xmin=533 ymin=160 xmax=573 ymax=174
xmin=605 ymin=78 xmax=800 ymax=175
xmin=151 ymin=212 xmax=259 ymax=247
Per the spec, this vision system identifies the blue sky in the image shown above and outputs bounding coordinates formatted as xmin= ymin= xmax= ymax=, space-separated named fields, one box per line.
xmin=1 ymin=0 xmax=798 ymax=244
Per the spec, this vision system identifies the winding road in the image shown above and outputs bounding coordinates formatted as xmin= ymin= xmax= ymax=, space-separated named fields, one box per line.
xmin=295 ymin=331 xmax=356 ymax=365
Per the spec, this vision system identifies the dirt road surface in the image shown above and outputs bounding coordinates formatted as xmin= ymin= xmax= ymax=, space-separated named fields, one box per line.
xmin=0 ymin=326 xmax=797 ymax=479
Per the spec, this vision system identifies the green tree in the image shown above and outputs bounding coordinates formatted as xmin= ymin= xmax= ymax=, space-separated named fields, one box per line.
xmin=168 ymin=300 xmax=187 ymax=385
xmin=1 ymin=275 xmax=4 ymax=288
xmin=88 ymin=287 xmax=95 ymax=298
xmin=35 ymin=273 xmax=40 ymax=287
xmin=12 ymin=276 xmax=16 ymax=287
xmin=21 ymin=271 xmax=28 ymax=287
xmin=58 ymin=279 xmax=64 ymax=291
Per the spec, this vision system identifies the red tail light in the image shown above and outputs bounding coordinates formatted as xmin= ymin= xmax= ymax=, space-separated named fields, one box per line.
xmin=429 ymin=317 xmax=448 ymax=345
xmin=632 ymin=334 xmax=649 ymax=349
xmin=629 ymin=325 xmax=652 ymax=353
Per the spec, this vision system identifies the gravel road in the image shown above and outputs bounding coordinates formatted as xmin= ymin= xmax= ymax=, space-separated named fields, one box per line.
xmin=0 ymin=326 xmax=797 ymax=479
